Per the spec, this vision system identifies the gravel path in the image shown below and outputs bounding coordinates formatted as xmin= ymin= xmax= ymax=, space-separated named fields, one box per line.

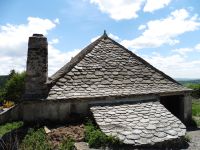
xmin=185 ymin=128 xmax=200 ymax=150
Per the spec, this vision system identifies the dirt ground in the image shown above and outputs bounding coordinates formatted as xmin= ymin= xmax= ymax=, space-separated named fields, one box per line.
xmin=47 ymin=123 xmax=85 ymax=149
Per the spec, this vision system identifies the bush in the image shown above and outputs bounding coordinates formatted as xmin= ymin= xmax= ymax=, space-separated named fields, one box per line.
xmin=183 ymin=134 xmax=191 ymax=143
xmin=20 ymin=128 xmax=51 ymax=150
xmin=4 ymin=71 xmax=26 ymax=103
xmin=59 ymin=137 xmax=75 ymax=150
xmin=0 ymin=88 xmax=5 ymax=104
xmin=84 ymin=121 xmax=121 ymax=148
xmin=187 ymin=84 xmax=200 ymax=98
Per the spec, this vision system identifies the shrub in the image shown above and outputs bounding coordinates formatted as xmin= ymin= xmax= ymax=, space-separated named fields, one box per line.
xmin=106 ymin=135 xmax=121 ymax=146
xmin=183 ymin=134 xmax=191 ymax=143
xmin=59 ymin=137 xmax=75 ymax=150
xmin=187 ymin=84 xmax=200 ymax=98
xmin=4 ymin=71 xmax=26 ymax=103
xmin=84 ymin=121 xmax=121 ymax=148
xmin=88 ymin=129 xmax=107 ymax=148
xmin=20 ymin=128 xmax=51 ymax=150
xmin=0 ymin=88 xmax=5 ymax=104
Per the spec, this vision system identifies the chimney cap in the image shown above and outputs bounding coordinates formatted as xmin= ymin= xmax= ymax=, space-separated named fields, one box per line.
xmin=33 ymin=34 xmax=44 ymax=37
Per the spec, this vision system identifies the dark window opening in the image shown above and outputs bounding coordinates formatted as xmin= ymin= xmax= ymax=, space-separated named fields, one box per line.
xmin=160 ymin=95 xmax=183 ymax=120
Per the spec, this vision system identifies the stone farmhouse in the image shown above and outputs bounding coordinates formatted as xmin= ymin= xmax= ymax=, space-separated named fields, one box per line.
xmin=0 ymin=32 xmax=192 ymax=146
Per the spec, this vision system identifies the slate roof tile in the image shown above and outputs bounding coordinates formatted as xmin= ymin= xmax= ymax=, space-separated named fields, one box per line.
xmin=47 ymin=33 xmax=191 ymax=100
xmin=90 ymin=101 xmax=186 ymax=145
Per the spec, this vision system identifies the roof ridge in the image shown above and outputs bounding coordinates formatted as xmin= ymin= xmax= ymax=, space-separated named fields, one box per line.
xmin=48 ymin=34 xmax=106 ymax=85
xmin=106 ymin=36 xmax=182 ymax=85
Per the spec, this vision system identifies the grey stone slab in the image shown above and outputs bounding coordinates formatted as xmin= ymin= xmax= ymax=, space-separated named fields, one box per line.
xmin=124 ymin=139 xmax=135 ymax=144
xmin=91 ymin=101 xmax=186 ymax=146
xmin=47 ymin=36 xmax=190 ymax=100
xmin=165 ymin=130 xmax=177 ymax=136
xmin=146 ymin=124 xmax=156 ymax=130
xmin=127 ymin=134 xmax=140 ymax=140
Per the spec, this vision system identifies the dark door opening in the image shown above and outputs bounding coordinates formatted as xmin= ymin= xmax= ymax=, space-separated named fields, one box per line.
xmin=160 ymin=95 xmax=183 ymax=120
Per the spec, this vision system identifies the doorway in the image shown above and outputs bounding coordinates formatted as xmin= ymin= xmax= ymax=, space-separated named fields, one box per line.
xmin=160 ymin=95 xmax=183 ymax=121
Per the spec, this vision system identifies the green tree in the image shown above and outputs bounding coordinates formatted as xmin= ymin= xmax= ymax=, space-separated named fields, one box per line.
xmin=8 ymin=69 xmax=16 ymax=79
xmin=0 ymin=88 xmax=5 ymax=104
xmin=4 ymin=71 xmax=26 ymax=103
xmin=187 ymin=84 xmax=200 ymax=98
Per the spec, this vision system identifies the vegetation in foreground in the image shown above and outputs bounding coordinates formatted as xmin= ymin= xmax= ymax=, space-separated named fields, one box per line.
xmin=0 ymin=120 xmax=121 ymax=150
xmin=84 ymin=120 xmax=121 ymax=148
xmin=20 ymin=128 xmax=52 ymax=150
xmin=59 ymin=137 xmax=75 ymax=150
xmin=182 ymin=81 xmax=200 ymax=127
xmin=192 ymin=101 xmax=200 ymax=127
xmin=0 ymin=70 xmax=26 ymax=104
xmin=0 ymin=121 xmax=23 ymax=137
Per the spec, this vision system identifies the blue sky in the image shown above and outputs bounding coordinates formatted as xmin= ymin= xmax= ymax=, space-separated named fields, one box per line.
xmin=0 ymin=0 xmax=200 ymax=78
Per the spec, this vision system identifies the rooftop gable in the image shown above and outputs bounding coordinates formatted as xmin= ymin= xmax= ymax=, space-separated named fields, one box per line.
xmin=47 ymin=32 xmax=190 ymax=100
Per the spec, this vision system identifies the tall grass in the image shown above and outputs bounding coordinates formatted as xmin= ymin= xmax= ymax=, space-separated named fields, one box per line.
xmin=0 ymin=121 xmax=23 ymax=137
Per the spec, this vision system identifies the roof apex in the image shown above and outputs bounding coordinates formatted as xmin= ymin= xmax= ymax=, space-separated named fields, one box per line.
xmin=102 ymin=30 xmax=108 ymax=38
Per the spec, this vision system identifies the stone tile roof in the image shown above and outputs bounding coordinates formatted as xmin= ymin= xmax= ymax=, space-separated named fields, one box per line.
xmin=47 ymin=33 xmax=191 ymax=100
xmin=90 ymin=101 xmax=186 ymax=145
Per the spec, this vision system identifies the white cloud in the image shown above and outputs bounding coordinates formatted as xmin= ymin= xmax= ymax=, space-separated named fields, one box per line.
xmin=143 ymin=0 xmax=171 ymax=12
xmin=54 ymin=18 xmax=60 ymax=24
xmin=0 ymin=17 xmax=79 ymax=76
xmin=49 ymin=38 xmax=59 ymax=45
xmin=90 ymin=0 xmax=145 ymax=20
xmin=143 ymin=53 xmax=200 ymax=78
xmin=90 ymin=35 xmax=100 ymax=42
xmin=172 ymin=48 xmax=193 ymax=56
xmin=172 ymin=43 xmax=200 ymax=55
xmin=121 ymin=9 xmax=200 ymax=49
xmin=195 ymin=43 xmax=200 ymax=51
xmin=90 ymin=0 xmax=172 ymax=20
xmin=48 ymin=45 xmax=80 ymax=75
xmin=138 ymin=24 xmax=146 ymax=30
xmin=108 ymin=33 xmax=120 ymax=41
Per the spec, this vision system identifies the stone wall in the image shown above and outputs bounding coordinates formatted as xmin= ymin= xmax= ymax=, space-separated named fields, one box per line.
xmin=0 ymin=94 xmax=192 ymax=125
xmin=24 ymin=34 xmax=48 ymax=100
xmin=0 ymin=95 xmax=157 ymax=124
xmin=181 ymin=94 xmax=192 ymax=125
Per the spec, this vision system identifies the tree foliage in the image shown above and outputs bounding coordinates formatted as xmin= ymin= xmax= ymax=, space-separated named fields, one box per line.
xmin=0 ymin=70 xmax=26 ymax=103
xmin=187 ymin=84 xmax=200 ymax=98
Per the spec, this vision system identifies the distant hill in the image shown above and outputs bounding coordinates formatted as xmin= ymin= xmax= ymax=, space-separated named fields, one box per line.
xmin=176 ymin=79 xmax=200 ymax=85
xmin=0 ymin=75 xmax=8 ymax=88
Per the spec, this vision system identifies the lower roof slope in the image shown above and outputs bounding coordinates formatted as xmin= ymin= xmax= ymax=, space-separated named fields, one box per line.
xmin=47 ymin=33 xmax=190 ymax=100
xmin=90 ymin=101 xmax=186 ymax=145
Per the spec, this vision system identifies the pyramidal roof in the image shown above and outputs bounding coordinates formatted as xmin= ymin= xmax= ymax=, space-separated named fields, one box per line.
xmin=47 ymin=32 xmax=191 ymax=100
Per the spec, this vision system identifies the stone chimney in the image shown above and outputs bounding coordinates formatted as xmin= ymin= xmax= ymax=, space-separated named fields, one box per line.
xmin=24 ymin=34 xmax=48 ymax=100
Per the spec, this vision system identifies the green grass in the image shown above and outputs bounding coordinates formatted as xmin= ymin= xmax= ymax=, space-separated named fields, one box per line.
xmin=192 ymin=101 xmax=200 ymax=127
xmin=59 ymin=137 xmax=75 ymax=150
xmin=192 ymin=101 xmax=200 ymax=116
xmin=20 ymin=128 xmax=52 ymax=150
xmin=0 ymin=121 xmax=23 ymax=137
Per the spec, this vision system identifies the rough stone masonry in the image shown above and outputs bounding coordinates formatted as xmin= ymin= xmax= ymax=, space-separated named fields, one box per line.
xmin=24 ymin=34 xmax=48 ymax=100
